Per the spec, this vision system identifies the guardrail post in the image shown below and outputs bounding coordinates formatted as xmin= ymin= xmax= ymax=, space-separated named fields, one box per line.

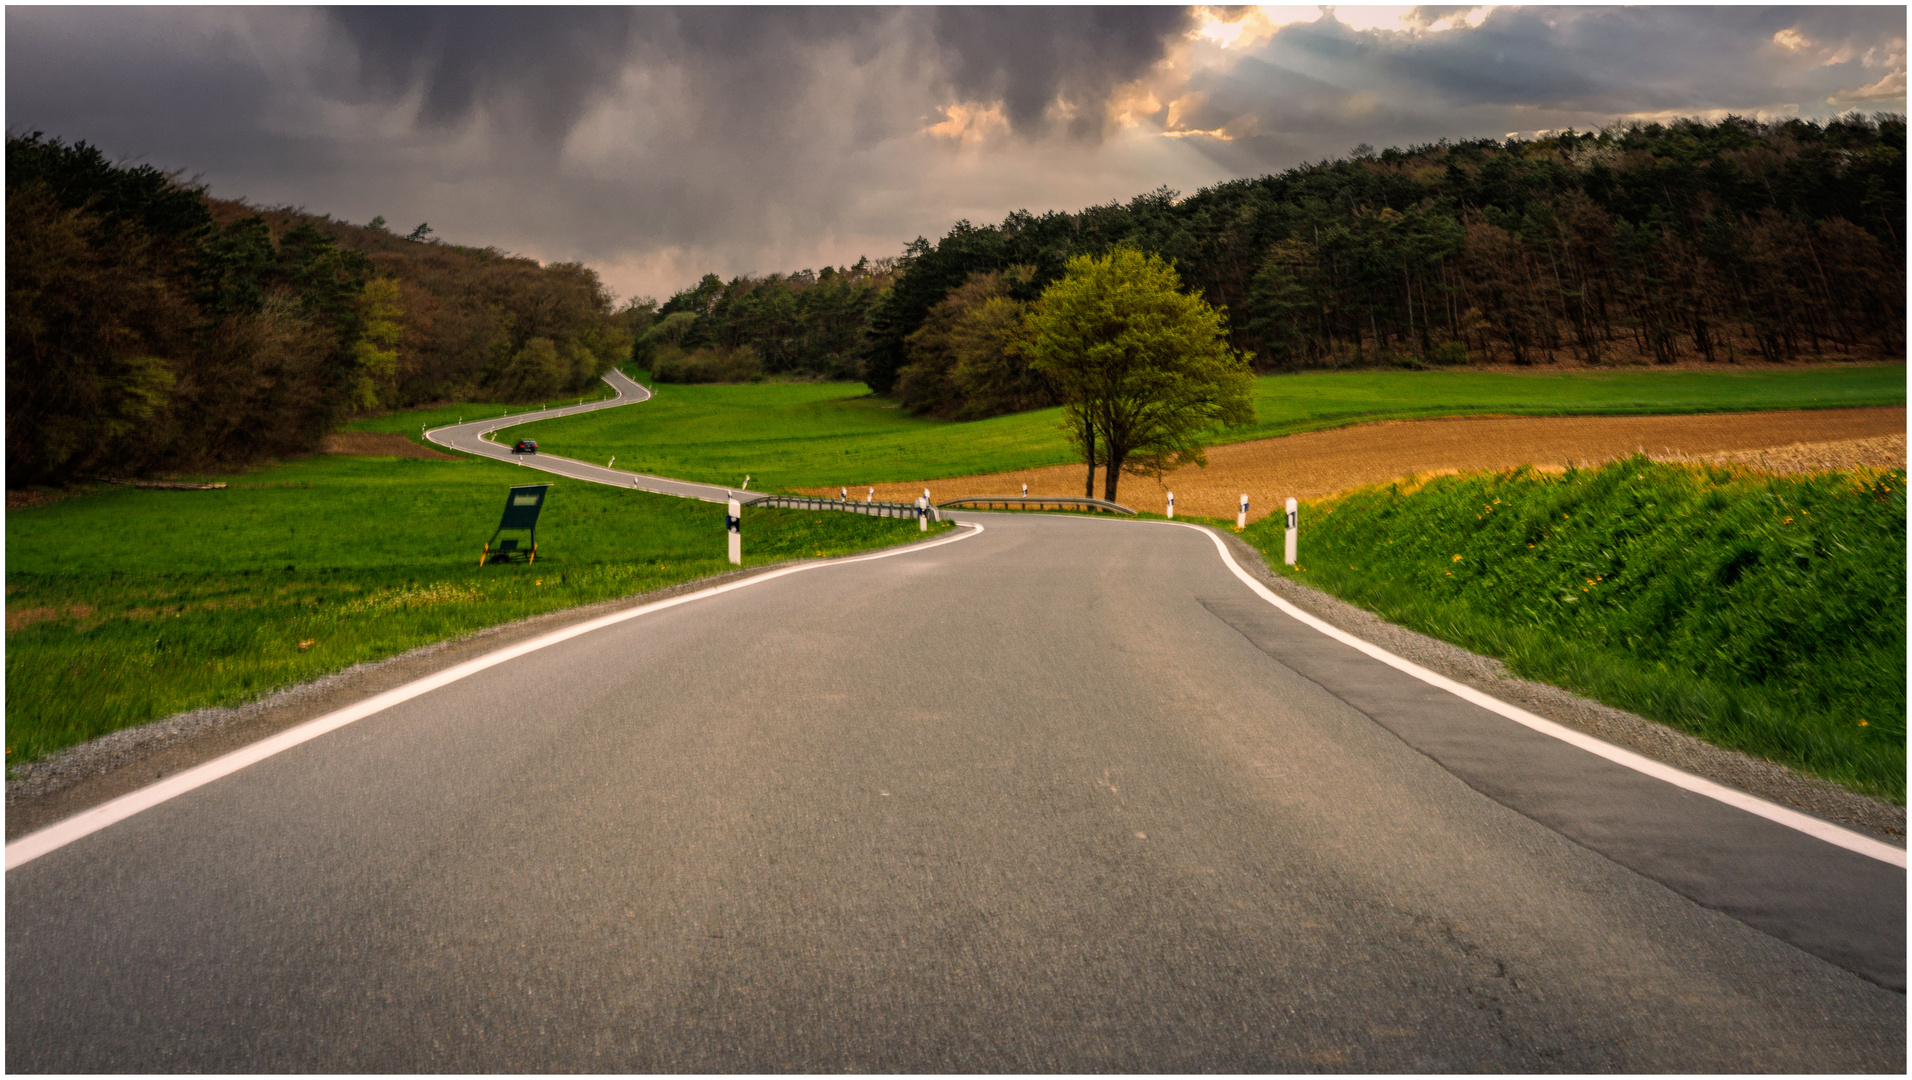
xmin=1238 ymin=494 xmax=1248 ymax=530
xmin=1167 ymin=492 xmax=1175 ymax=519
xmin=727 ymin=498 xmax=742 ymax=565
xmin=1284 ymin=497 xmax=1298 ymax=566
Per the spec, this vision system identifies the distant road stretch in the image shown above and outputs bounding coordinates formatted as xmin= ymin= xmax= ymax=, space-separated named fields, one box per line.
xmin=424 ymin=369 xmax=742 ymax=503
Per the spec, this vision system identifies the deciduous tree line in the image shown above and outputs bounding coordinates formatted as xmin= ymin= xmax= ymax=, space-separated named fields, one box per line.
xmin=639 ymin=261 xmax=898 ymax=384
xmin=8 ymin=134 xmax=635 ymax=486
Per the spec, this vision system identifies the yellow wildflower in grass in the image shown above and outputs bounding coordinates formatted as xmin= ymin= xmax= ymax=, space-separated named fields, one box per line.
xmin=1452 ymin=554 xmax=1463 ymax=562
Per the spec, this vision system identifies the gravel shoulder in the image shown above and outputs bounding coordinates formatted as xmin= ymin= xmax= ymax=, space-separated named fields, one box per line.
xmin=1209 ymin=527 xmax=1906 ymax=845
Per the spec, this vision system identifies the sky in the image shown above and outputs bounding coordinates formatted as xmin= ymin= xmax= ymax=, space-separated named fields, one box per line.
xmin=8 ymin=5 xmax=1905 ymax=304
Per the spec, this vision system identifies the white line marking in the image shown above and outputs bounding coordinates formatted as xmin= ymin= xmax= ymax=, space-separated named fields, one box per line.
xmin=1150 ymin=520 xmax=1905 ymax=868
xmin=5 ymin=523 xmax=985 ymax=871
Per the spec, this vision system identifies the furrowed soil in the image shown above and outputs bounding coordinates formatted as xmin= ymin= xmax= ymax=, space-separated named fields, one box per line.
xmin=818 ymin=406 xmax=1907 ymax=521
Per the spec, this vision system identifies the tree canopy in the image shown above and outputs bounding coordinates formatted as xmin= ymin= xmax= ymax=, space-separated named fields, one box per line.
xmin=621 ymin=114 xmax=1893 ymax=399
xmin=7 ymin=132 xmax=637 ymax=486
xmin=1023 ymin=248 xmax=1254 ymax=503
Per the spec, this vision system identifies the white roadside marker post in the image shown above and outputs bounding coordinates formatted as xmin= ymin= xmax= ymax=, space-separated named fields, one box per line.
xmin=742 ymin=474 xmax=751 ymax=491
xmin=916 ymin=496 xmax=928 ymax=532
xmin=1284 ymin=497 xmax=1299 ymax=566
xmin=608 ymin=456 xmax=615 ymax=468
xmin=1237 ymin=494 xmax=1248 ymax=530
xmin=727 ymin=499 xmax=742 ymax=565
xmin=840 ymin=487 xmax=847 ymax=500
xmin=1022 ymin=483 xmax=1029 ymax=497
xmin=866 ymin=488 xmax=874 ymax=503
xmin=1167 ymin=492 xmax=1175 ymax=519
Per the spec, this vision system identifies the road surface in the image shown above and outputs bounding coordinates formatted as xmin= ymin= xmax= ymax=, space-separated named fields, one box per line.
xmin=6 ymin=511 xmax=1903 ymax=1071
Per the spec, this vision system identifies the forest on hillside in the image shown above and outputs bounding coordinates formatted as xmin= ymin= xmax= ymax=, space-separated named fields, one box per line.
xmin=652 ymin=114 xmax=1904 ymax=420
xmin=647 ymin=261 xmax=898 ymax=384
xmin=7 ymin=133 xmax=641 ymax=485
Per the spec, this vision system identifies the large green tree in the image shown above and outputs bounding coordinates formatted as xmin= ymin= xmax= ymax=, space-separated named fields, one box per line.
xmin=1023 ymin=248 xmax=1254 ymax=503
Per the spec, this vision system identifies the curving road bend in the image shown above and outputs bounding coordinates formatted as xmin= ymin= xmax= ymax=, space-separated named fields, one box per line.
xmin=425 ymin=368 xmax=744 ymax=503
xmin=6 ymin=378 xmax=1905 ymax=1071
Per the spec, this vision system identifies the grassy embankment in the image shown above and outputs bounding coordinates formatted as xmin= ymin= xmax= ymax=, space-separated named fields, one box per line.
xmin=6 ymin=450 xmax=944 ymax=766
xmin=500 ymin=365 xmax=1904 ymax=491
xmin=1242 ymin=458 xmax=1906 ymax=802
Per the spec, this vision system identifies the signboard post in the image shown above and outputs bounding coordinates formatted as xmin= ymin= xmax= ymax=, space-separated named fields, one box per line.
xmin=480 ymin=483 xmax=552 ymax=565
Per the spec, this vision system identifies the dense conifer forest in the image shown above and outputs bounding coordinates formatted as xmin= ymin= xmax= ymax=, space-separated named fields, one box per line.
xmin=651 ymin=114 xmax=1904 ymax=419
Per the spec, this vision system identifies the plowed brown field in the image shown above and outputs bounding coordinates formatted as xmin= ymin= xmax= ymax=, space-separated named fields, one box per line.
xmin=805 ymin=407 xmax=1906 ymax=523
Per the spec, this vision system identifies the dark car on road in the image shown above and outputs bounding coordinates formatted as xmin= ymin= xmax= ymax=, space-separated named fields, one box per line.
xmin=512 ymin=439 xmax=538 ymax=454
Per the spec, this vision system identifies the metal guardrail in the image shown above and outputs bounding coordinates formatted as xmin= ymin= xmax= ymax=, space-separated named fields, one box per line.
xmin=936 ymin=495 xmax=1137 ymax=516
xmin=743 ymin=494 xmax=942 ymax=522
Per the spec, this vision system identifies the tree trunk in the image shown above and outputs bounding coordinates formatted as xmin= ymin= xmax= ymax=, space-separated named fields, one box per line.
xmin=1082 ymin=424 xmax=1097 ymax=498
xmin=1103 ymin=450 xmax=1124 ymax=502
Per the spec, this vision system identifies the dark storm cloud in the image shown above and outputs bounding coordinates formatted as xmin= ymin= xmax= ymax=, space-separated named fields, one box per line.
xmin=321 ymin=7 xmax=1192 ymax=143
xmin=330 ymin=6 xmax=640 ymax=133
xmin=930 ymin=7 xmax=1195 ymax=129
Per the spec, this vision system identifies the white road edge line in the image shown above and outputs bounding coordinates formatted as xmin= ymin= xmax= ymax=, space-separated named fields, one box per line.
xmin=5 ymin=522 xmax=985 ymax=871
xmin=1159 ymin=519 xmax=1906 ymax=868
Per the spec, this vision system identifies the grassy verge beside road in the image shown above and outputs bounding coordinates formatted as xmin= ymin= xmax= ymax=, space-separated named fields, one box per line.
xmin=502 ymin=365 xmax=1904 ymax=491
xmin=1242 ymin=457 xmax=1906 ymax=802
xmin=6 ymin=452 xmax=943 ymax=766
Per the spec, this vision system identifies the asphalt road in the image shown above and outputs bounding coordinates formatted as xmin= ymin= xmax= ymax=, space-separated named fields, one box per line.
xmin=425 ymin=369 xmax=745 ymax=503
xmin=6 ymin=513 xmax=1904 ymax=1071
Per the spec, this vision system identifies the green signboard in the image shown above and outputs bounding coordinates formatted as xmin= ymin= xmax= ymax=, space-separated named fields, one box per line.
xmin=480 ymin=483 xmax=552 ymax=565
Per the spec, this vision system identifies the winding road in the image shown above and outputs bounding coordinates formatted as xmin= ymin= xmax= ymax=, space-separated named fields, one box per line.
xmin=7 ymin=375 xmax=1904 ymax=1070
xmin=424 ymin=368 xmax=744 ymax=503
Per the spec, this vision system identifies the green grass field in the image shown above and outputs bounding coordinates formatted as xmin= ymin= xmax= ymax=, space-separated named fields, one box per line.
xmin=1242 ymin=457 xmax=1906 ymax=802
xmin=344 ymin=380 xmax=617 ymax=438
xmin=497 ymin=365 xmax=1905 ymax=492
xmin=5 ymin=452 xmax=943 ymax=765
